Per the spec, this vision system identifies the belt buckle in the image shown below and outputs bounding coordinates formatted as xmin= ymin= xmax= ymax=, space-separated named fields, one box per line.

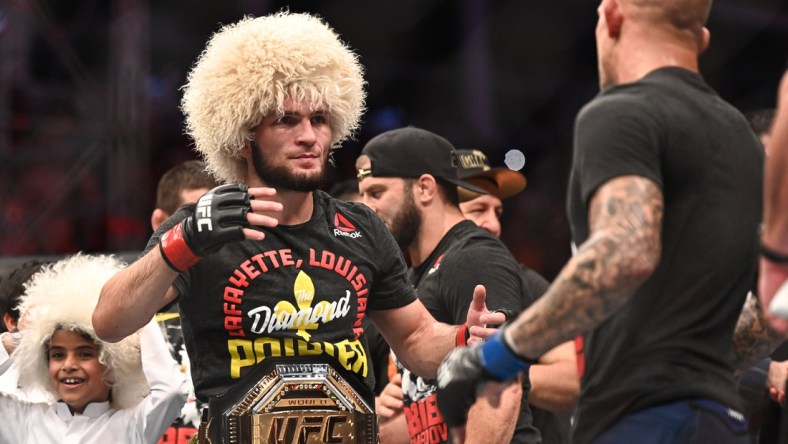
xmin=209 ymin=363 xmax=376 ymax=443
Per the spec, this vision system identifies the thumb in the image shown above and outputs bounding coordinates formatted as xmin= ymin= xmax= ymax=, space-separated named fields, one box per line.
xmin=470 ymin=285 xmax=487 ymax=313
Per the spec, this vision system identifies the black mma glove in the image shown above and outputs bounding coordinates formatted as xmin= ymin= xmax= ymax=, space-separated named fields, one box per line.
xmin=487 ymin=308 xmax=519 ymax=328
xmin=436 ymin=327 xmax=534 ymax=427
xmin=159 ymin=183 xmax=252 ymax=272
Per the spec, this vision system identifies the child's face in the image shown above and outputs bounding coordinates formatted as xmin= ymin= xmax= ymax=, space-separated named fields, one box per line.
xmin=48 ymin=329 xmax=111 ymax=414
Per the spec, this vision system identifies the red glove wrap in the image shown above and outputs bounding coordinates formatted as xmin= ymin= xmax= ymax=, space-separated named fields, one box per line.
xmin=455 ymin=323 xmax=470 ymax=347
xmin=159 ymin=222 xmax=202 ymax=272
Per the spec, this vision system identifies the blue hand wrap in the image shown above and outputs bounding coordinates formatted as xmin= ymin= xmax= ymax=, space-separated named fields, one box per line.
xmin=479 ymin=330 xmax=533 ymax=381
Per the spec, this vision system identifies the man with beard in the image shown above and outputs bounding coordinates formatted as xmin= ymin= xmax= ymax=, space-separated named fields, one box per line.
xmin=92 ymin=12 xmax=503 ymax=444
xmin=356 ymin=127 xmax=547 ymax=444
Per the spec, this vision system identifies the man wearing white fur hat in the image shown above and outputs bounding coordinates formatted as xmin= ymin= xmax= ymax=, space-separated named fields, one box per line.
xmin=93 ymin=11 xmax=503 ymax=443
xmin=0 ymin=254 xmax=187 ymax=443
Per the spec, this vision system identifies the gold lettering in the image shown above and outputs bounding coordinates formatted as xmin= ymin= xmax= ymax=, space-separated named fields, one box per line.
xmin=228 ymin=339 xmax=255 ymax=378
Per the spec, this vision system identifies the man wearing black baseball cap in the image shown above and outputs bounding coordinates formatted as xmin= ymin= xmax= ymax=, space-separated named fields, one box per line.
xmin=356 ymin=127 xmax=542 ymax=444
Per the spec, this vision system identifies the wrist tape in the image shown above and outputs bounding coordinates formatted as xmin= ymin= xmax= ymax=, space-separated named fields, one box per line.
xmin=159 ymin=223 xmax=202 ymax=272
xmin=479 ymin=329 xmax=534 ymax=381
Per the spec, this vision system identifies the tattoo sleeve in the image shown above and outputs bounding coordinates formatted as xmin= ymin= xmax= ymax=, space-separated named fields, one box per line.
xmin=508 ymin=175 xmax=664 ymax=360
xmin=733 ymin=291 xmax=784 ymax=372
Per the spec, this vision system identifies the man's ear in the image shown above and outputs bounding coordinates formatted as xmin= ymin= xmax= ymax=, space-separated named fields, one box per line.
xmin=150 ymin=209 xmax=170 ymax=232
xmin=698 ymin=27 xmax=711 ymax=54
xmin=414 ymin=174 xmax=438 ymax=203
xmin=2 ymin=312 xmax=16 ymax=332
xmin=240 ymin=142 xmax=252 ymax=160
xmin=604 ymin=0 xmax=623 ymax=38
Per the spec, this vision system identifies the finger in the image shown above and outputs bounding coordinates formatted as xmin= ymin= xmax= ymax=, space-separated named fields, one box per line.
xmin=247 ymin=213 xmax=280 ymax=228
xmin=247 ymin=187 xmax=278 ymax=198
xmin=469 ymin=285 xmax=487 ymax=313
xmin=380 ymin=386 xmax=403 ymax=401
xmin=249 ymin=199 xmax=283 ymax=213
xmin=379 ymin=395 xmax=404 ymax=410
xmin=382 ymin=387 xmax=403 ymax=401
xmin=469 ymin=325 xmax=500 ymax=340
xmin=390 ymin=373 xmax=402 ymax=385
xmin=242 ymin=227 xmax=266 ymax=241
xmin=377 ymin=404 xmax=395 ymax=418
xmin=479 ymin=312 xmax=506 ymax=327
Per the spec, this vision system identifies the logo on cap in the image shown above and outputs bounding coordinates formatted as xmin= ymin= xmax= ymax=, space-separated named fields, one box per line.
xmin=333 ymin=212 xmax=362 ymax=239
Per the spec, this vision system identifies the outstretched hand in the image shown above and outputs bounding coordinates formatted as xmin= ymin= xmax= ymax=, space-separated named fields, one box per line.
xmin=465 ymin=285 xmax=507 ymax=345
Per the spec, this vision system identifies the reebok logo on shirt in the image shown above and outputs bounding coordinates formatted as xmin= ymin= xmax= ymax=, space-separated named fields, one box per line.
xmin=333 ymin=212 xmax=362 ymax=238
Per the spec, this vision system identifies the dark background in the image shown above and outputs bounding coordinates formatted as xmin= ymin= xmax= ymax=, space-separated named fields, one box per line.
xmin=1 ymin=0 xmax=787 ymax=280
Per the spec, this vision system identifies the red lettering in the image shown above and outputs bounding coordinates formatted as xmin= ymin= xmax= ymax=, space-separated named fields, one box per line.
xmin=354 ymin=313 xmax=364 ymax=330
xmin=403 ymin=396 xmax=447 ymax=443
xmin=157 ymin=426 xmax=198 ymax=444
xmin=351 ymin=273 xmax=366 ymax=291
xmin=346 ymin=266 xmax=358 ymax=282
xmin=320 ymin=251 xmax=336 ymax=269
xmin=223 ymin=286 xmax=243 ymax=305
xmin=250 ymin=253 xmax=269 ymax=272
xmin=309 ymin=248 xmax=320 ymax=266
xmin=157 ymin=427 xmax=176 ymax=443
xmin=176 ymin=427 xmax=197 ymax=444
xmin=262 ymin=250 xmax=280 ymax=268
xmin=223 ymin=302 xmax=241 ymax=316
xmin=335 ymin=256 xmax=351 ymax=276
xmin=225 ymin=316 xmax=245 ymax=336
xmin=279 ymin=249 xmax=294 ymax=266
xmin=404 ymin=402 xmax=423 ymax=436
xmin=228 ymin=269 xmax=250 ymax=288
xmin=357 ymin=296 xmax=367 ymax=312
xmin=240 ymin=260 xmax=260 ymax=279
xmin=424 ymin=394 xmax=444 ymax=426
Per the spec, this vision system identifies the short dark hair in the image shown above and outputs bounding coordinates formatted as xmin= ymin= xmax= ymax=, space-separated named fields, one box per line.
xmin=328 ymin=179 xmax=361 ymax=202
xmin=0 ymin=260 xmax=51 ymax=331
xmin=155 ymin=160 xmax=219 ymax=214
xmin=436 ymin=178 xmax=460 ymax=206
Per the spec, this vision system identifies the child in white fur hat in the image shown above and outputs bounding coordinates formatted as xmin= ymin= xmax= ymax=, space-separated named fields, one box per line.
xmin=0 ymin=254 xmax=188 ymax=444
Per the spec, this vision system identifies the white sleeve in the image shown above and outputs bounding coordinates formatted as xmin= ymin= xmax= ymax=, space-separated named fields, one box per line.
xmin=0 ymin=337 xmax=11 ymax=375
xmin=133 ymin=318 xmax=189 ymax=443
xmin=0 ymin=391 xmax=34 ymax=443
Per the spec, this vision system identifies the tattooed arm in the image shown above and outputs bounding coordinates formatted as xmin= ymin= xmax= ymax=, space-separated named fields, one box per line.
xmin=505 ymin=175 xmax=663 ymax=360
xmin=732 ymin=291 xmax=784 ymax=372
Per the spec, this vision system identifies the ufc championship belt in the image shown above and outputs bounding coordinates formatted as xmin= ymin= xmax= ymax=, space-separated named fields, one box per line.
xmin=198 ymin=362 xmax=377 ymax=444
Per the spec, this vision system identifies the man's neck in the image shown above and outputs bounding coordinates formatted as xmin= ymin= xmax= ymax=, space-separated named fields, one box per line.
xmin=408 ymin=207 xmax=466 ymax=267
xmin=272 ymin=189 xmax=315 ymax=226
xmin=247 ymin=176 xmax=315 ymax=226
xmin=612 ymin=30 xmax=700 ymax=85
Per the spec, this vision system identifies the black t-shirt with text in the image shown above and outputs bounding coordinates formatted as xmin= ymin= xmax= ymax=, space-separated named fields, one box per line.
xmin=147 ymin=191 xmax=417 ymax=406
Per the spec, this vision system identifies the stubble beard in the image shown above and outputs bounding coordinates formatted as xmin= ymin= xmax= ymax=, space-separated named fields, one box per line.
xmin=390 ymin=185 xmax=421 ymax=250
xmin=250 ymin=143 xmax=327 ymax=192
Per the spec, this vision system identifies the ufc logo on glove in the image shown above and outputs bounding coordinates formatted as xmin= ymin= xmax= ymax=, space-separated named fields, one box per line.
xmin=196 ymin=195 xmax=213 ymax=232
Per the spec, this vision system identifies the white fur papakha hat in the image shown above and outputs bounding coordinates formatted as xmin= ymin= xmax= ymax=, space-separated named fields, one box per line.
xmin=181 ymin=11 xmax=367 ymax=184
xmin=12 ymin=253 xmax=149 ymax=409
